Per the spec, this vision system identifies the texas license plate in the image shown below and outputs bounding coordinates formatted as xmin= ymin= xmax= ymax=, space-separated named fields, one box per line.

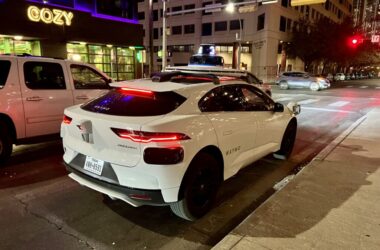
xmin=84 ymin=156 xmax=104 ymax=175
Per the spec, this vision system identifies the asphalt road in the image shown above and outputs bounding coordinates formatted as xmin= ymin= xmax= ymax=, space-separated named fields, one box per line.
xmin=1 ymin=79 xmax=379 ymax=250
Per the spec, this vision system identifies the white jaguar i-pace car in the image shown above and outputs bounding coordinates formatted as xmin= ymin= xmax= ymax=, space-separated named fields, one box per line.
xmin=61 ymin=70 xmax=300 ymax=221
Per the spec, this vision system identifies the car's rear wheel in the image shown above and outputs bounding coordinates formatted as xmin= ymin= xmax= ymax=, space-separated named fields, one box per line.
xmin=0 ymin=121 xmax=13 ymax=164
xmin=310 ymin=82 xmax=320 ymax=91
xmin=170 ymin=152 xmax=221 ymax=221
xmin=279 ymin=81 xmax=289 ymax=90
xmin=273 ymin=120 xmax=297 ymax=160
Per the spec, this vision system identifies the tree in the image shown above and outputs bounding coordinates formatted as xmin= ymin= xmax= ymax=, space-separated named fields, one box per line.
xmin=287 ymin=18 xmax=322 ymax=71
xmin=286 ymin=17 xmax=380 ymax=73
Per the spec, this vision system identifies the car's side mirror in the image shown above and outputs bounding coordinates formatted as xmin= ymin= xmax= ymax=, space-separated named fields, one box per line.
xmin=259 ymin=79 xmax=263 ymax=84
xmin=273 ymin=102 xmax=284 ymax=112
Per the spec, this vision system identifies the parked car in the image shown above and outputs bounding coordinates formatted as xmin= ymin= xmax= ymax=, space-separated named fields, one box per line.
xmin=276 ymin=71 xmax=330 ymax=91
xmin=326 ymin=73 xmax=334 ymax=82
xmin=165 ymin=65 xmax=272 ymax=96
xmin=61 ymin=70 xmax=301 ymax=221
xmin=334 ymin=73 xmax=345 ymax=81
xmin=0 ymin=55 xmax=112 ymax=163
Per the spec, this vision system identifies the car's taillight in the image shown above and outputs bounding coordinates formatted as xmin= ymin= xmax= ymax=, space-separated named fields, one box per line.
xmin=63 ymin=115 xmax=72 ymax=124
xmin=111 ymin=128 xmax=190 ymax=143
xmin=144 ymin=147 xmax=184 ymax=164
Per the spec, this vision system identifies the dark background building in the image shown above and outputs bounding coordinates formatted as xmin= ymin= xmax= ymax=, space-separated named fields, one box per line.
xmin=0 ymin=0 xmax=144 ymax=80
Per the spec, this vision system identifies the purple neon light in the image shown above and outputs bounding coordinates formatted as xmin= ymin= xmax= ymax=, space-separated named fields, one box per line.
xmin=26 ymin=0 xmax=139 ymax=24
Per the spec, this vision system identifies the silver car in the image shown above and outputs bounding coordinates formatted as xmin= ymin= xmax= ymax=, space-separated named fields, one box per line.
xmin=276 ymin=72 xmax=330 ymax=91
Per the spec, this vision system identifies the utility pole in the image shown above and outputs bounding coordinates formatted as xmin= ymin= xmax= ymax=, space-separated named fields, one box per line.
xmin=148 ymin=0 xmax=154 ymax=74
xmin=162 ymin=0 xmax=167 ymax=70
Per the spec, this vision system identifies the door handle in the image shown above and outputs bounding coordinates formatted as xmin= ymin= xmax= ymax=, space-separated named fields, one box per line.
xmin=223 ymin=130 xmax=232 ymax=136
xmin=76 ymin=95 xmax=89 ymax=100
xmin=26 ymin=96 xmax=43 ymax=101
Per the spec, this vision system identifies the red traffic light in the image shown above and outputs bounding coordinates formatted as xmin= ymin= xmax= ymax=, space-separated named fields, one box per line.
xmin=347 ymin=35 xmax=363 ymax=48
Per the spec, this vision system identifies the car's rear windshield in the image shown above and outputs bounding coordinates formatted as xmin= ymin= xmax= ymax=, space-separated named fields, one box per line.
xmin=81 ymin=88 xmax=186 ymax=116
xmin=0 ymin=60 xmax=11 ymax=89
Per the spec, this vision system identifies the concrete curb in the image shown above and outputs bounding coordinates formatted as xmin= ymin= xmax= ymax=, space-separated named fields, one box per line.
xmin=313 ymin=115 xmax=367 ymax=161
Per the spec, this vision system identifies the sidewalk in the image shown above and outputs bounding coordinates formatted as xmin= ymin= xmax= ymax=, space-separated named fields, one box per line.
xmin=214 ymin=108 xmax=380 ymax=250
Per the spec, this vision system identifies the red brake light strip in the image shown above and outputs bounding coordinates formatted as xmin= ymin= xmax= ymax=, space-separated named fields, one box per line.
xmin=112 ymin=128 xmax=190 ymax=143
xmin=120 ymin=87 xmax=154 ymax=97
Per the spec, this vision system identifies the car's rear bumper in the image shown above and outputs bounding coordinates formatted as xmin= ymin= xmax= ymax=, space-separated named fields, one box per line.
xmin=65 ymin=159 xmax=167 ymax=206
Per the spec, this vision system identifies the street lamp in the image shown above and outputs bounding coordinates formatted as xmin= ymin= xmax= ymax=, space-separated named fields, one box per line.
xmin=226 ymin=2 xmax=242 ymax=70
xmin=226 ymin=3 xmax=235 ymax=13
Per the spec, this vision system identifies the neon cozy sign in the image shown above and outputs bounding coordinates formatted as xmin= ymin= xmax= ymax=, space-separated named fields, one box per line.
xmin=27 ymin=5 xmax=74 ymax=26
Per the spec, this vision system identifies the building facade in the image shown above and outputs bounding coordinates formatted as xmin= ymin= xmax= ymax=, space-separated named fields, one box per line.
xmin=138 ymin=0 xmax=353 ymax=81
xmin=0 ymin=0 xmax=144 ymax=80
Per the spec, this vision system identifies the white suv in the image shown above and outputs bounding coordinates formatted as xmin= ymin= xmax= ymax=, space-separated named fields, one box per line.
xmin=0 ymin=55 xmax=112 ymax=163
xmin=62 ymin=71 xmax=300 ymax=220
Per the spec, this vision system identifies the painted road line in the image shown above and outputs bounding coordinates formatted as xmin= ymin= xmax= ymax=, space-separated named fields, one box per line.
xmin=329 ymin=101 xmax=350 ymax=107
xmin=360 ymin=86 xmax=368 ymax=88
xmin=376 ymin=87 xmax=380 ymax=89
xmin=297 ymin=99 xmax=319 ymax=105
xmin=275 ymin=97 xmax=293 ymax=102
xmin=302 ymin=106 xmax=356 ymax=113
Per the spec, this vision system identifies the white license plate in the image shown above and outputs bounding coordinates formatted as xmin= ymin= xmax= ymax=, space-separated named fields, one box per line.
xmin=84 ymin=156 xmax=104 ymax=176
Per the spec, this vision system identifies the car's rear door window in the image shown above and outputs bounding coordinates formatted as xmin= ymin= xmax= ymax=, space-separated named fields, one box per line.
xmin=0 ymin=60 xmax=11 ymax=89
xmin=199 ymin=85 xmax=246 ymax=112
xmin=81 ymin=88 xmax=186 ymax=116
xmin=70 ymin=64 xmax=110 ymax=89
xmin=24 ymin=62 xmax=66 ymax=89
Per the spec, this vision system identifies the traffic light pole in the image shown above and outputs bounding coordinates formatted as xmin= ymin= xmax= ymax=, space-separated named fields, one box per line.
xmin=162 ymin=0 xmax=167 ymax=70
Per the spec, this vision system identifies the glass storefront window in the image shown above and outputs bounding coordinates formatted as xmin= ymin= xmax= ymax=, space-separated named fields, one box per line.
xmin=67 ymin=43 xmax=135 ymax=81
xmin=0 ymin=37 xmax=41 ymax=55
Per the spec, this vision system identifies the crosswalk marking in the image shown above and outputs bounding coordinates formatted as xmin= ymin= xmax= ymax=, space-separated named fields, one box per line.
xmin=275 ymin=97 xmax=293 ymax=102
xmin=298 ymin=99 xmax=319 ymax=105
xmin=302 ymin=107 xmax=356 ymax=114
xmin=359 ymin=86 xmax=368 ymax=88
xmin=329 ymin=101 xmax=349 ymax=107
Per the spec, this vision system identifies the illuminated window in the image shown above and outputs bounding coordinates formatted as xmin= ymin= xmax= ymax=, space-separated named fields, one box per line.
xmin=67 ymin=43 xmax=135 ymax=81
xmin=0 ymin=37 xmax=41 ymax=55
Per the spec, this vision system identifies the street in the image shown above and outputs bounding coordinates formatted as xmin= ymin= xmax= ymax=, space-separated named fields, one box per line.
xmin=1 ymin=79 xmax=380 ymax=250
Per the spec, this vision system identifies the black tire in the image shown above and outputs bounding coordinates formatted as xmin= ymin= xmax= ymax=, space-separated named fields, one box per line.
xmin=170 ymin=152 xmax=221 ymax=221
xmin=273 ymin=120 xmax=297 ymax=160
xmin=0 ymin=120 xmax=13 ymax=164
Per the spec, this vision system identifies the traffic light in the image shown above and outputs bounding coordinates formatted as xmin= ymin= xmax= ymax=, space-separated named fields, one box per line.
xmin=347 ymin=35 xmax=363 ymax=48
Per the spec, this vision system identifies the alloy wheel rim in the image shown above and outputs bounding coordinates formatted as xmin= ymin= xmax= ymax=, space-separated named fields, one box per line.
xmin=311 ymin=82 xmax=319 ymax=91
xmin=190 ymin=168 xmax=217 ymax=208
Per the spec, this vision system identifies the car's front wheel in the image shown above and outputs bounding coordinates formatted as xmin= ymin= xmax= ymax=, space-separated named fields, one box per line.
xmin=310 ymin=82 xmax=320 ymax=91
xmin=0 ymin=121 xmax=13 ymax=164
xmin=273 ymin=120 xmax=297 ymax=160
xmin=170 ymin=152 xmax=221 ymax=221
xmin=279 ymin=81 xmax=289 ymax=90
